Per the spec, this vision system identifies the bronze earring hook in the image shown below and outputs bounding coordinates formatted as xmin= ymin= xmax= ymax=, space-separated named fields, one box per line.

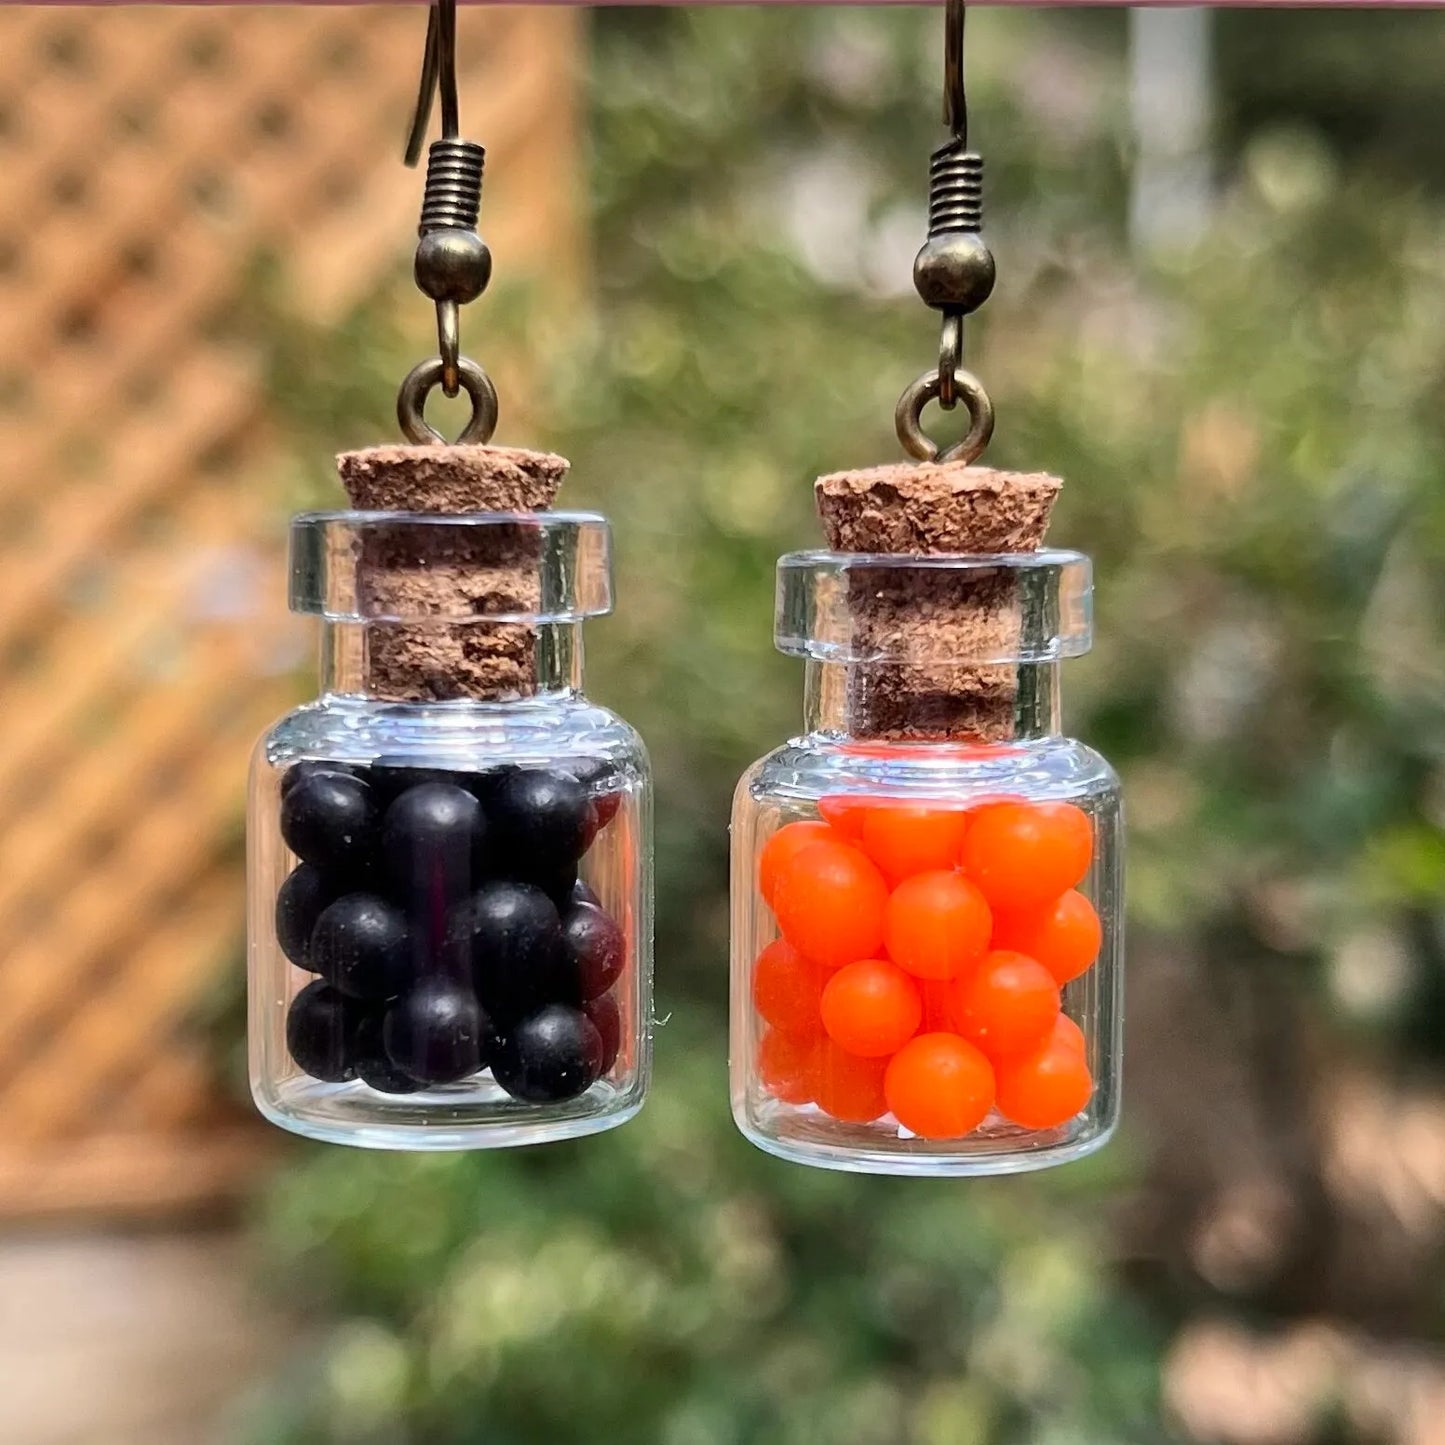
xmin=396 ymin=0 xmax=497 ymax=445
xmin=895 ymin=0 xmax=997 ymax=465
xmin=943 ymin=0 xmax=967 ymax=142
xmin=405 ymin=0 xmax=461 ymax=167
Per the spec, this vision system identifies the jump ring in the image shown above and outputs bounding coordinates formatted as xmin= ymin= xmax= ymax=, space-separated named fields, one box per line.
xmin=894 ymin=366 xmax=994 ymax=465
xmin=397 ymin=354 xmax=499 ymax=445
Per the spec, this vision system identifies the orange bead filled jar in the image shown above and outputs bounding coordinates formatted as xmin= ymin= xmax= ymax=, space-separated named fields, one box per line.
xmin=730 ymin=548 xmax=1121 ymax=1174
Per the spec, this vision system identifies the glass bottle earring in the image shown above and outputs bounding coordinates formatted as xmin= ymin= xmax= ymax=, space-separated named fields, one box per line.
xmin=247 ymin=0 xmax=653 ymax=1149
xmin=728 ymin=0 xmax=1122 ymax=1175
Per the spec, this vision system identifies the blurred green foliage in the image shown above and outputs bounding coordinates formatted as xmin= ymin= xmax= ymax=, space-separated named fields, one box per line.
xmin=238 ymin=9 xmax=1445 ymax=1442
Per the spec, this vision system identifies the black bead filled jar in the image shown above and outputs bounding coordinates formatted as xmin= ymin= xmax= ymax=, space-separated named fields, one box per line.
xmin=248 ymin=511 xmax=651 ymax=1149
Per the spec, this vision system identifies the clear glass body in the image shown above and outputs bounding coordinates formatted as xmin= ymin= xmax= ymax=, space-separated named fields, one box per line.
xmin=730 ymin=552 xmax=1122 ymax=1176
xmin=249 ymin=513 xmax=652 ymax=1150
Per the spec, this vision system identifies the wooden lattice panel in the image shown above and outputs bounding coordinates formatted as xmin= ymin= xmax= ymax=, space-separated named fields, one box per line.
xmin=0 ymin=6 xmax=580 ymax=1216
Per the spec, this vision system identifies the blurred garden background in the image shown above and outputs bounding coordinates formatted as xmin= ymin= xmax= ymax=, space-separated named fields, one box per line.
xmin=2 ymin=5 xmax=1445 ymax=1443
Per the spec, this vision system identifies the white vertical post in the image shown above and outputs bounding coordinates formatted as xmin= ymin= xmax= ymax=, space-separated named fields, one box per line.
xmin=1128 ymin=7 xmax=1215 ymax=252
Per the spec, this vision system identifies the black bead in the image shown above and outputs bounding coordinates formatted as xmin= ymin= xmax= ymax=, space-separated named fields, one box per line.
xmin=352 ymin=1012 xmax=426 ymax=1095
xmin=367 ymin=764 xmax=479 ymax=804
xmin=562 ymin=901 xmax=625 ymax=1001
xmin=383 ymin=982 xmax=487 ymax=1085
xmin=311 ymin=894 xmax=410 ymax=1001
xmin=492 ymin=1004 xmax=603 ymax=1103
xmin=382 ymin=783 xmax=488 ymax=899
xmin=563 ymin=757 xmax=609 ymax=790
xmin=456 ymin=880 xmax=562 ymax=971
xmin=584 ymin=992 xmax=621 ymax=1075
xmin=275 ymin=863 xmax=334 ymax=970
xmin=279 ymin=760 xmax=362 ymax=799
xmin=465 ymin=766 xmax=513 ymax=808
xmin=456 ymin=881 xmax=576 ymax=1019
xmin=565 ymin=758 xmax=623 ymax=836
xmin=280 ymin=771 xmax=379 ymax=879
xmin=285 ymin=980 xmax=357 ymax=1082
xmin=488 ymin=768 xmax=592 ymax=876
xmin=533 ymin=862 xmax=580 ymax=913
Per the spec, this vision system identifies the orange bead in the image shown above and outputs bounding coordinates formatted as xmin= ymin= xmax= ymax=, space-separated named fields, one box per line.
xmin=964 ymin=793 xmax=1029 ymax=821
xmin=883 ymin=870 xmax=992 ymax=981
xmin=946 ymin=950 xmax=1061 ymax=1060
xmin=758 ymin=820 xmax=835 ymax=907
xmin=1052 ymin=1014 xmax=1087 ymax=1057
xmin=757 ymin=1027 xmax=818 ymax=1105
xmin=812 ymin=1041 xmax=889 ymax=1123
xmin=817 ymin=795 xmax=872 ymax=842
xmin=859 ymin=803 xmax=971 ymax=886
xmin=752 ymin=939 xmax=825 ymax=1036
xmin=772 ymin=841 xmax=888 ymax=969
xmin=820 ymin=958 xmax=922 ymax=1057
xmin=995 ymin=1034 xmax=1094 ymax=1130
xmin=961 ymin=801 xmax=1093 ymax=911
xmin=920 ymin=978 xmax=957 ymax=1033
xmin=884 ymin=1033 xmax=996 ymax=1139
xmin=992 ymin=890 xmax=1102 ymax=985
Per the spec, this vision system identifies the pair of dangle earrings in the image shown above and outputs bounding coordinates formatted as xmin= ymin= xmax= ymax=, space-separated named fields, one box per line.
xmin=246 ymin=0 xmax=1122 ymax=1176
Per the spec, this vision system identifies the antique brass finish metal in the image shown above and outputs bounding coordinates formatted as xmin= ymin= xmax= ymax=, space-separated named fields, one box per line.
xmin=895 ymin=365 xmax=995 ymax=466
xmin=396 ymin=0 xmax=497 ymax=443
xmin=397 ymin=355 xmax=500 ymax=446
xmin=897 ymin=0 xmax=997 ymax=463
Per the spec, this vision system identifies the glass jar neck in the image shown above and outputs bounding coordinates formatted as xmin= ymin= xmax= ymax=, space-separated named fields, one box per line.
xmin=320 ymin=621 xmax=585 ymax=700
xmin=802 ymin=660 xmax=1062 ymax=742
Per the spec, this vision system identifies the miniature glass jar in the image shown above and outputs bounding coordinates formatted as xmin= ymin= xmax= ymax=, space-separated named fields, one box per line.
xmin=249 ymin=511 xmax=651 ymax=1149
xmin=731 ymin=550 xmax=1121 ymax=1174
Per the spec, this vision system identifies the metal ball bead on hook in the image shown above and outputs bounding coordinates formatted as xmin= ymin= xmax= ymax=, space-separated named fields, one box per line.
xmin=913 ymin=232 xmax=995 ymax=314
xmin=415 ymin=228 xmax=493 ymax=306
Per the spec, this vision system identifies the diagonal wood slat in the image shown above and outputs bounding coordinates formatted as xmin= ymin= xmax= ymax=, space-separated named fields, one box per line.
xmin=0 ymin=490 xmax=276 ymax=802
xmin=0 ymin=631 xmax=258 ymax=932
xmin=0 ymin=697 xmax=265 ymax=1066
xmin=5 ymin=873 xmax=242 ymax=1145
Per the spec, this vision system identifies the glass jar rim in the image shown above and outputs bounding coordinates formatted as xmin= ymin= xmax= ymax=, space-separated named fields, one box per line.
xmin=289 ymin=510 xmax=612 ymax=623
xmin=775 ymin=548 xmax=1092 ymax=664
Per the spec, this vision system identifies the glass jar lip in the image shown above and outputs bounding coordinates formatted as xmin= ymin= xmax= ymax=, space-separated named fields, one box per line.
xmin=289 ymin=509 xmax=612 ymax=623
xmin=775 ymin=548 xmax=1092 ymax=663
xmin=778 ymin=547 xmax=1089 ymax=570
xmin=294 ymin=508 xmax=609 ymax=527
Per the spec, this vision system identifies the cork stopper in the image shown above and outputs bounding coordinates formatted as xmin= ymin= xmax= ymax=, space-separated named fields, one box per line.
xmin=336 ymin=444 xmax=569 ymax=702
xmin=812 ymin=462 xmax=1063 ymax=742
xmin=815 ymin=462 xmax=1058 ymax=553
xmin=338 ymin=444 xmax=567 ymax=514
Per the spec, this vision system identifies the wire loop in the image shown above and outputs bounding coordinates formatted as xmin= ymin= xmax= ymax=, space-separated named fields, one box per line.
xmin=895 ymin=366 xmax=994 ymax=466
xmin=397 ymin=356 xmax=499 ymax=446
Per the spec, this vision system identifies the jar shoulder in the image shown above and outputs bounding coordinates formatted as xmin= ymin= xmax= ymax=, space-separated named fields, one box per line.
xmin=259 ymin=694 xmax=650 ymax=776
xmin=739 ymin=733 xmax=1119 ymax=809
